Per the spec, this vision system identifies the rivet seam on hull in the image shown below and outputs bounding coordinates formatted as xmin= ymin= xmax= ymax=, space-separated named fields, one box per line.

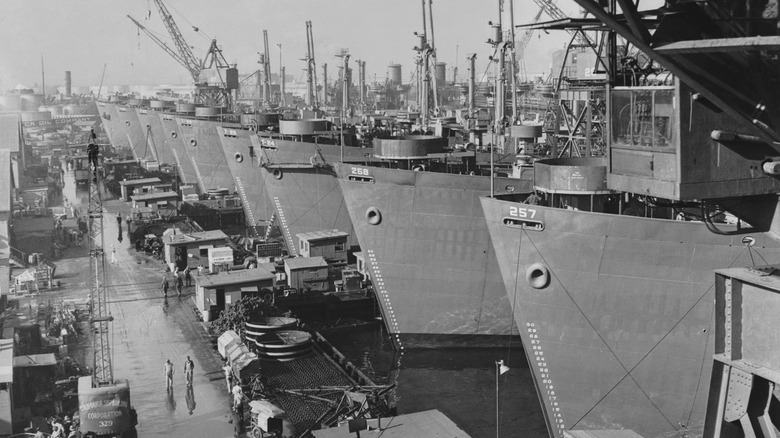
xmin=528 ymin=322 xmax=565 ymax=435
xmin=273 ymin=197 xmax=294 ymax=255
xmin=368 ymin=249 xmax=403 ymax=350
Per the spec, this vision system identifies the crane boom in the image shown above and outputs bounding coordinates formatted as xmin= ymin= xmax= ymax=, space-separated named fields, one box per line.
xmin=532 ymin=0 xmax=591 ymax=46
xmin=518 ymin=8 xmax=544 ymax=54
xmin=127 ymin=15 xmax=194 ymax=78
xmin=87 ymin=154 xmax=114 ymax=386
xmin=152 ymin=0 xmax=201 ymax=82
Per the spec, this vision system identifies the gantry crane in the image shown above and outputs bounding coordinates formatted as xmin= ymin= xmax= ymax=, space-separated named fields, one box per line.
xmin=128 ymin=0 xmax=236 ymax=108
xmin=77 ymin=148 xmax=137 ymax=437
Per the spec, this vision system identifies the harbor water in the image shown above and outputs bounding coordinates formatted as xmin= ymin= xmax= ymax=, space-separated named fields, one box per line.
xmin=322 ymin=324 xmax=547 ymax=438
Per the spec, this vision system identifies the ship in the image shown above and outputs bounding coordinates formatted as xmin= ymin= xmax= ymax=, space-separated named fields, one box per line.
xmin=478 ymin=0 xmax=780 ymax=433
xmin=332 ymin=135 xmax=534 ymax=348
xmin=216 ymin=125 xmax=272 ymax=235
xmin=254 ymin=119 xmax=374 ymax=254
xmin=174 ymin=110 xmax=237 ymax=194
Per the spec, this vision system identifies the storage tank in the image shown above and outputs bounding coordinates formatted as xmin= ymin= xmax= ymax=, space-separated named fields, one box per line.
xmin=65 ymin=71 xmax=72 ymax=98
xmin=20 ymin=94 xmax=43 ymax=111
xmin=388 ymin=64 xmax=402 ymax=85
xmin=373 ymin=135 xmax=446 ymax=159
xmin=0 ymin=95 xmax=21 ymax=111
xmin=434 ymin=62 xmax=446 ymax=85
xmin=176 ymin=103 xmax=196 ymax=114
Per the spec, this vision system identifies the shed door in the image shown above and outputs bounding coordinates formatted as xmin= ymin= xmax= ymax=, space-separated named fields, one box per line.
xmin=175 ymin=246 xmax=188 ymax=271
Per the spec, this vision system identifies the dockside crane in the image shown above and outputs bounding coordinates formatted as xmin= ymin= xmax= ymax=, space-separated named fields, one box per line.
xmin=77 ymin=145 xmax=137 ymax=437
xmin=128 ymin=0 xmax=237 ymax=108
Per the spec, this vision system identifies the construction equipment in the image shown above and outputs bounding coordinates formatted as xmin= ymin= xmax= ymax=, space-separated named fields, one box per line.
xmin=77 ymin=149 xmax=137 ymax=436
xmin=127 ymin=0 xmax=237 ymax=108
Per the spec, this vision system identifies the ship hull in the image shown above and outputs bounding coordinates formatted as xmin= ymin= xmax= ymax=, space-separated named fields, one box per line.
xmin=175 ymin=118 xmax=236 ymax=193
xmin=157 ymin=112 xmax=198 ymax=186
xmin=135 ymin=109 xmax=174 ymax=163
xmin=97 ymin=102 xmax=126 ymax=151
xmin=480 ymin=196 xmax=780 ymax=437
xmin=217 ymin=126 xmax=273 ymax=229
xmin=112 ymin=104 xmax=145 ymax=159
xmin=259 ymin=141 xmax=372 ymax=253
xmin=334 ymin=162 xmax=533 ymax=348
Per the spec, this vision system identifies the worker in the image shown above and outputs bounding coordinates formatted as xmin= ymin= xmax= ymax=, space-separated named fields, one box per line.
xmin=223 ymin=360 xmax=233 ymax=394
xmin=231 ymin=381 xmax=244 ymax=412
xmin=111 ymin=245 xmax=117 ymax=264
xmin=184 ymin=355 xmax=194 ymax=386
xmin=164 ymin=359 xmax=175 ymax=390
xmin=161 ymin=276 xmax=169 ymax=297
xmin=87 ymin=142 xmax=99 ymax=171
xmin=184 ymin=266 xmax=192 ymax=287
xmin=175 ymin=275 xmax=183 ymax=296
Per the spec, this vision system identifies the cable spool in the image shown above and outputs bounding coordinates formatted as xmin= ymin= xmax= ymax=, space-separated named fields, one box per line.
xmin=526 ymin=263 xmax=550 ymax=289
xmin=273 ymin=168 xmax=283 ymax=180
xmin=189 ymin=138 xmax=197 ymax=147
xmin=171 ymin=131 xmax=178 ymax=138
xmin=366 ymin=207 xmax=382 ymax=225
xmin=235 ymin=153 xmax=244 ymax=163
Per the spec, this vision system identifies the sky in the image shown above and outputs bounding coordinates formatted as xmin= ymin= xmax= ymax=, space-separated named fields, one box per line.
xmin=0 ymin=0 xmax=580 ymax=91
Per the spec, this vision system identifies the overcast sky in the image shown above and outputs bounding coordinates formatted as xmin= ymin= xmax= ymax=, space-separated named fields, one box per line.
xmin=0 ymin=0 xmax=580 ymax=90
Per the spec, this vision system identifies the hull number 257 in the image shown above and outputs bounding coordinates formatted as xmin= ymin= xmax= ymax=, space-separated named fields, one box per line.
xmin=509 ymin=206 xmax=537 ymax=219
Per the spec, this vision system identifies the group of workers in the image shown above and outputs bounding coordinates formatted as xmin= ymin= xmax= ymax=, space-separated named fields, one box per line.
xmin=164 ymin=356 xmax=195 ymax=391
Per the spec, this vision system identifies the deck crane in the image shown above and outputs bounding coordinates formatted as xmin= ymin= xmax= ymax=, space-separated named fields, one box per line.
xmin=77 ymin=146 xmax=137 ymax=436
xmin=531 ymin=0 xmax=593 ymax=47
xmin=128 ymin=0 xmax=237 ymax=108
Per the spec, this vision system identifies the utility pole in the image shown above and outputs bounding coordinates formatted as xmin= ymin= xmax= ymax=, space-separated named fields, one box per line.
xmin=277 ymin=43 xmax=283 ymax=105
xmin=323 ymin=64 xmax=329 ymax=106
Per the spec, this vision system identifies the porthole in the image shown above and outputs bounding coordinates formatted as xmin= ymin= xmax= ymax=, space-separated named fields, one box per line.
xmin=273 ymin=168 xmax=283 ymax=180
xmin=366 ymin=207 xmax=382 ymax=225
xmin=125 ymin=121 xmax=130 ymax=126
xmin=235 ymin=153 xmax=244 ymax=163
xmin=171 ymin=131 xmax=178 ymax=138
xmin=526 ymin=263 xmax=550 ymax=289
xmin=190 ymin=138 xmax=197 ymax=147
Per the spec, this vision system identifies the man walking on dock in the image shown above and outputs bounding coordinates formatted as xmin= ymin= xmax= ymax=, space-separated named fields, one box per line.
xmin=161 ymin=276 xmax=169 ymax=297
xmin=164 ymin=359 xmax=175 ymax=391
xmin=175 ymin=275 xmax=183 ymax=296
xmin=184 ymin=355 xmax=194 ymax=387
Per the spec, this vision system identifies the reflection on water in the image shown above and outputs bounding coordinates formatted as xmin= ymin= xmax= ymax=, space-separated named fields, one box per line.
xmin=323 ymin=324 xmax=547 ymax=438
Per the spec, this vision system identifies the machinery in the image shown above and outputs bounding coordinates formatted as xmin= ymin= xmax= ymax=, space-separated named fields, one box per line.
xmin=127 ymin=0 xmax=237 ymax=108
xmin=77 ymin=154 xmax=137 ymax=436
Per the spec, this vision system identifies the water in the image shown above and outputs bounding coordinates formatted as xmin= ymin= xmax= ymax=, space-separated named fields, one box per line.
xmin=322 ymin=324 xmax=548 ymax=438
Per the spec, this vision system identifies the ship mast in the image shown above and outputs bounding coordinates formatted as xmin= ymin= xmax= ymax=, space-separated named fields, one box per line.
xmin=262 ymin=30 xmax=272 ymax=107
xmin=508 ymin=0 xmax=518 ymax=123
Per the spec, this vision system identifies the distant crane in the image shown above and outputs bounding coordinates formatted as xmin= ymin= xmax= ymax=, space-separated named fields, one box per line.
xmin=531 ymin=0 xmax=592 ymax=47
xmin=77 ymin=139 xmax=137 ymax=437
xmin=128 ymin=0 xmax=236 ymax=108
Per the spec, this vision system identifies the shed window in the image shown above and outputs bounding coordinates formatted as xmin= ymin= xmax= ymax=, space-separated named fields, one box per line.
xmin=200 ymin=248 xmax=208 ymax=257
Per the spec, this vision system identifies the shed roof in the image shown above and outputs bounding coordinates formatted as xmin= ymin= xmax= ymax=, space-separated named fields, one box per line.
xmin=296 ymin=229 xmax=349 ymax=242
xmin=131 ymin=191 xmax=179 ymax=202
xmin=163 ymin=229 xmax=228 ymax=245
xmin=14 ymin=353 xmax=57 ymax=368
xmin=119 ymin=177 xmax=162 ymax=187
xmin=197 ymin=267 xmax=275 ymax=288
xmin=284 ymin=256 xmax=328 ymax=270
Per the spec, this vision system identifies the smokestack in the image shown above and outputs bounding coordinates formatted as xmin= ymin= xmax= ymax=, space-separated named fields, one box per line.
xmin=65 ymin=71 xmax=72 ymax=98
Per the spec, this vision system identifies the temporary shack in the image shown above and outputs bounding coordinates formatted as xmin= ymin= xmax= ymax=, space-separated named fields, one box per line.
xmin=284 ymin=257 xmax=328 ymax=293
xmin=217 ymin=330 xmax=241 ymax=359
xmin=249 ymin=400 xmax=295 ymax=437
xmin=231 ymin=350 xmax=260 ymax=382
